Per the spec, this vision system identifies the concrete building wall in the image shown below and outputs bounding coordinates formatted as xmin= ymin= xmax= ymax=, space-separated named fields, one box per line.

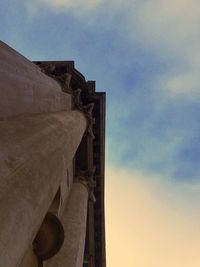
xmin=19 ymin=162 xmax=75 ymax=267
xmin=46 ymin=182 xmax=89 ymax=267
xmin=0 ymin=41 xmax=71 ymax=119
xmin=0 ymin=42 xmax=87 ymax=267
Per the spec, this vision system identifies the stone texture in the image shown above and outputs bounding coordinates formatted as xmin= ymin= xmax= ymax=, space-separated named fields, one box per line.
xmin=0 ymin=41 xmax=71 ymax=119
xmin=18 ymin=163 xmax=74 ymax=267
xmin=0 ymin=111 xmax=86 ymax=267
xmin=18 ymin=246 xmax=38 ymax=267
xmin=46 ymin=182 xmax=88 ymax=267
xmin=0 ymin=41 xmax=106 ymax=267
xmin=59 ymin=162 xmax=74 ymax=217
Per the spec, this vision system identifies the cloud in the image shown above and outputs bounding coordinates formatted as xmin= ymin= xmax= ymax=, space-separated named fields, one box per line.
xmin=106 ymin=84 xmax=199 ymax=180
xmin=135 ymin=0 xmax=200 ymax=49
xmin=106 ymin=165 xmax=200 ymax=267
xmin=32 ymin=0 xmax=136 ymax=11
xmin=29 ymin=0 xmax=101 ymax=13
xmin=156 ymin=70 xmax=200 ymax=98
xmin=10 ymin=0 xmax=199 ymax=181
xmin=130 ymin=0 xmax=200 ymax=97
xmin=26 ymin=0 xmax=200 ymax=97
xmin=1 ymin=2 xmax=200 ymax=266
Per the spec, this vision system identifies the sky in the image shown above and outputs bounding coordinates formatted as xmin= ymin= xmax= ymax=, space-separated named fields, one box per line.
xmin=1 ymin=0 xmax=200 ymax=266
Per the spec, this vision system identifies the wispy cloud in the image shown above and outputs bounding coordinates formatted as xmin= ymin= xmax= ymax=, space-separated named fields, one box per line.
xmin=132 ymin=0 xmax=200 ymax=97
xmin=157 ymin=70 xmax=200 ymax=97
xmin=30 ymin=0 xmax=200 ymax=97
xmin=1 ymin=1 xmax=200 ymax=266
xmin=28 ymin=0 xmax=101 ymax=14
xmin=3 ymin=0 xmax=198 ymax=181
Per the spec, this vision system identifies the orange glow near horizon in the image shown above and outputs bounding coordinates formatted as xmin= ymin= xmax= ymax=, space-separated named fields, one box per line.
xmin=105 ymin=166 xmax=200 ymax=267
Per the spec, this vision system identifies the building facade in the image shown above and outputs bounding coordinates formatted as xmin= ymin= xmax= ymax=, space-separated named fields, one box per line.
xmin=0 ymin=41 xmax=106 ymax=267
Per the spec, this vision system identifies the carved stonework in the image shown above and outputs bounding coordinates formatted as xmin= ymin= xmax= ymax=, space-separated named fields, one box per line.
xmin=36 ymin=62 xmax=96 ymax=139
xmin=32 ymin=60 xmax=106 ymax=267
xmin=40 ymin=63 xmax=56 ymax=75
xmin=72 ymin=88 xmax=95 ymax=139
xmin=57 ymin=73 xmax=72 ymax=93
xmin=73 ymin=88 xmax=83 ymax=109
xmin=76 ymin=166 xmax=96 ymax=202
xmin=36 ymin=62 xmax=72 ymax=94
xmin=82 ymin=103 xmax=95 ymax=139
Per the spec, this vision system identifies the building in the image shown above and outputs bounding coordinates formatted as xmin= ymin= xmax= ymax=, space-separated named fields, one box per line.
xmin=0 ymin=41 xmax=106 ymax=267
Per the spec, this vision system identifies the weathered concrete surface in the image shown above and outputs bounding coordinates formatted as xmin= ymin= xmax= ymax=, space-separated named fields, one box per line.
xmin=18 ymin=163 xmax=74 ymax=267
xmin=0 ymin=41 xmax=71 ymax=119
xmin=18 ymin=246 xmax=38 ymax=267
xmin=0 ymin=111 xmax=87 ymax=267
xmin=46 ymin=182 xmax=88 ymax=267
xmin=59 ymin=162 xmax=74 ymax=217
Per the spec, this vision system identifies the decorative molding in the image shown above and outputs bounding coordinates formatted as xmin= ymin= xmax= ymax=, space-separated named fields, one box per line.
xmin=36 ymin=62 xmax=95 ymax=139
xmin=82 ymin=103 xmax=95 ymax=139
xmin=33 ymin=60 xmax=106 ymax=267
xmin=76 ymin=166 xmax=96 ymax=202
xmin=71 ymin=88 xmax=95 ymax=139
xmin=37 ymin=63 xmax=72 ymax=94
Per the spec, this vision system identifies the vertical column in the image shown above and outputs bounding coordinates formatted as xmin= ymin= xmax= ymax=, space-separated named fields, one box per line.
xmin=47 ymin=182 xmax=89 ymax=267
xmin=0 ymin=111 xmax=86 ymax=267
xmin=46 ymin=168 xmax=96 ymax=267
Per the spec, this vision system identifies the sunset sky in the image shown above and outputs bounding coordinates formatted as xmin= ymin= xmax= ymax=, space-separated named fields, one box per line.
xmin=1 ymin=0 xmax=200 ymax=266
